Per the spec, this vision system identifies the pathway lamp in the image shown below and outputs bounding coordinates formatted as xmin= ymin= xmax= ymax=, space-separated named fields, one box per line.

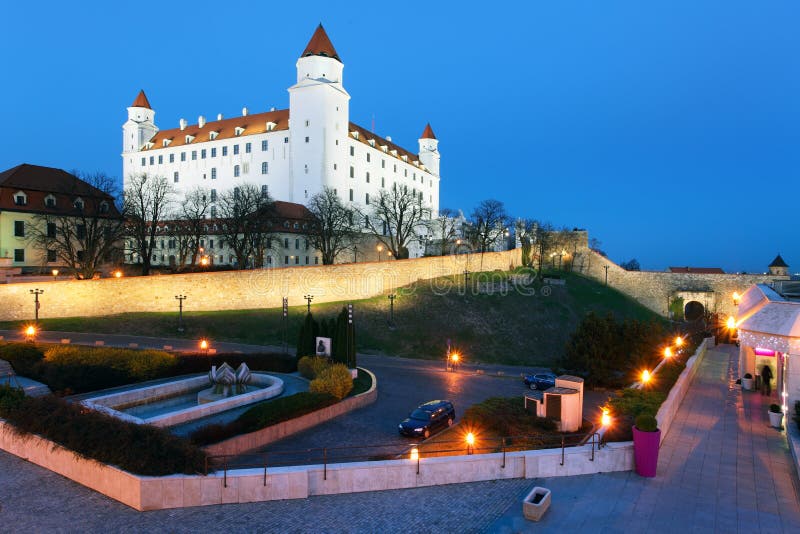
xmin=51 ymin=269 xmax=59 ymax=281
xmin=114 ymin=270 xmax=123 ymax=278
xmin=663 ymin=347 xmax=673 ymax=359
xmin=641 ymin=370 xmax=651 ymax=385
xmin=30 ymin=289 xmax=44 ymax=323
xmin=675 ymin=336 xmax=684 ymax=348
xmin=601 ymin=408 xmax=612 ymax=429
xmin=726 ymin=316 xmax=736 ymax=330
xmin=410 ymin=447 xmax=420 ymax=474
xmin=377 ymin=245 xmax=383 ymax=261
xmin=175 ymin=294 xmax=187 ymax=333
xmin=24 ymin=325 xmax=37 ymax=342
xmin=466 ymin=432 xmax=475 ymax=455
xmin=200 ymin=338 xmax=209 ymax=355
xmin=388 ymin=293 xmax=396 ymax=324
xmin=732 ymin=292 xmax=742 ymax=307
xmin=304 ymin=294 xmax=314 ymax=313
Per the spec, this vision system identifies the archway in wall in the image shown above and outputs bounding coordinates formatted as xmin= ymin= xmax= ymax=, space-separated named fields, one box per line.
xmin=684 ymin=300 xmax=705 ymax=322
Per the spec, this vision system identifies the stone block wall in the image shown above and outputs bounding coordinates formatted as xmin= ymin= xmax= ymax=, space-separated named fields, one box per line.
xmin=0 ymin=249 xmax=520 ymax=321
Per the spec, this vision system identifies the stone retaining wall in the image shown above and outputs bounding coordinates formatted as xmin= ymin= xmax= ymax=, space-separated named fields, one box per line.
xmin=203 ymin=368 xmax=378 ymax=457
xmin=0 ymin=250 xmax=520 ymax=321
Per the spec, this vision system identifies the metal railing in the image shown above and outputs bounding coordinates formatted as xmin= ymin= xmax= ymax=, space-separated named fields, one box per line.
xmin=203 ymin=430 xmax=606 ymax=487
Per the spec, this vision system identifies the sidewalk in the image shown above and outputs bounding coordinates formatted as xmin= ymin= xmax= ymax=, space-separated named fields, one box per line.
xmin=489 ymin=344 xmax=800 ymax=532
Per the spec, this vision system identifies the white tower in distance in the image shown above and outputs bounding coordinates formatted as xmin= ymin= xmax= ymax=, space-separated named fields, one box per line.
xmin=122 ymin=90 xmax=158 ymax=182
xmin=418 ymin=123 xmax=440 ymax=177
xmin=288 ymin=24 xmax=350 ymax=203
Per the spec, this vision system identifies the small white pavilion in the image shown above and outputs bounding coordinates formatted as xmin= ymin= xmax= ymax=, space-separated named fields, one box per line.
xmin=736 ymin=284 xmax=800 ymax=413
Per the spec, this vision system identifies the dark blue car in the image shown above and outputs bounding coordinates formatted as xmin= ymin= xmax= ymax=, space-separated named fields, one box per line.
xmin=524 ymin=373 xmax=557 ymax=390
xmin=398 ymin=400 xmax=455 ymax=439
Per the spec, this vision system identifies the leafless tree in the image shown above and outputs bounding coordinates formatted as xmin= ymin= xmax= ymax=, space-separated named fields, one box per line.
xmin=167 ymin=187 xmax=212 ymax=270
xmin=123 ymin=173 xmax=175 ymax=275
xmin=27 ymin=172 xmax=125 ymax=279
xmin=362 ymin=186 xmax=430 ymax=259
xmin=217 ymin=183 xmax=275 ymax=268
xmin=467 ymin=199 xmax=509 ymax=254
xmin=304 ymin=187 xmax=357 ymax=265
xmin=515 ymin=218 xmax=537 ymax=267
xmin=531 ymin=220 xmax=556 ymax=278
xmin=430 ymin=208 xmax=460 ymax=256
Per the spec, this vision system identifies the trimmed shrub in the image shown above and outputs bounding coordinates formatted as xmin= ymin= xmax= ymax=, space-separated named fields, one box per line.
xmin=634 ymin=413 xmax=658 ymax=432
xmin=0 ymin=384 xmax=25 ymax=412
xmin=190 ymin=392 xmax=337 ymax=445
xmin=462 ymin=397 xmax=557 ymax=437
xmin=0 ymin=394 xmax=205 ymax=475
xmin=0 ymin=343 xmax=44 ymax=376
xmin=309 ymin=364 xmax=353 ymax=400
xmin=297 ymin=356 xmax=330 ymax=380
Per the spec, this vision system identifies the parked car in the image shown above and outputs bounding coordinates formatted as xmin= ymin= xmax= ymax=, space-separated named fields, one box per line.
xmin=398 ymin=400 xmax=456 ymax=439
xmin=524 ymin=373 xmax=557 ymax=390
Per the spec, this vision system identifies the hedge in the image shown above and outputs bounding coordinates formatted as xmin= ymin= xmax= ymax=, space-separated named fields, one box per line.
xmin=0 ymin=385 xmax=205 ymax=476
xmin=309 ymin=364 xmax=353 ymax=400
xmin=190 ymin=392 xmax=337 ymax=446
xmin=462 ymin=397 xmax=557 ymax=437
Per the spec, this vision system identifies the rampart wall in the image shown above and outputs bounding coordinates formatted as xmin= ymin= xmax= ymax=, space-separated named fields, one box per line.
xmin=0 ymin=249 xmax=520 ymax=321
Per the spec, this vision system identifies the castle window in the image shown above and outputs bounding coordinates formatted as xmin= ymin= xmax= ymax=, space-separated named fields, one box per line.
xmin=315 ymin=257 xmax=319 ymax=265
xmin=233 ymin=145 xmax=240 ymax=155
xmin=333 ymin=163 xmax=337 ymax=170
xmin=284 ymin=137 xmax=289 ymax=143
xmin=163 ymin=139 xmax=171 ymax=147
xmin=305 ymin=120 xmax=310 ymax=127
xmin=99 ymin=201 xmax=109 ymax=214
xmin=209 ymin=131 xmax=218 ymax=140
xmin=234 ymin=126 xmax=245 ymax=136
xmin=393 ymin=164 xmax=397 ymax=173
xmin=76 ymin=224 xmax=86 ymax=239
xmin=47 ymin=250 xmax=56 ymax=263
xmin=381 ymin=159 xmax=385 ymax=169
xmin=173 ymin=172 xmax=179 ymax=183
xmin=261 ymin=185 xmax=268 ymax=198
xmin=191 ymin=151 xmax=197 ymax=160
xmin=366 ymin=153 xmax=371 ymax=162
xmin=44 ymin=195 xmax=56 ymax=208
xmin=234 ymin=165 xmax=240 ymax=177
xmin=141 ymin=157 xmax=146 ymax=166
xmin=210 ymin=206 xmax=217 ymax=217
xmin=211 ymin=168 xmax=216 ymax=180
xmin=262 ymin=140 xmax=268 ymax=151
xmin=73 ymin=198 xmax=84 ymax=211
xmin=210 ymin=189 xmax=217 ymax=202
xmin=295 ymin=256 xmax=300 ymax=265
xmin=201 ymin=149 xmax=206 ymax=159
xmin=262 ymin=162 xmax=268 ymax=174
xmin=350 ymin=146 xmax=354 ymax=156
xmin=169 ymin=153 xmax=175 ymax=163
xmin=366 ymin=172 xmax=370 ymax=183
xmin=211 ymin=147 xmax=217 ymax=157
xmin=306 ymin=256 xmax=309 ymax=265
xmin=14 ymin=220 xmax=24 ymax=237
xmin=185 ymin=135 xmax=194 ymax=144
xmin=381 ymin=177 xmax=385 ymax=188
xmin=305 ymin=136 xmax=309 ymax=143
xmin=404 ymin=169 xmax=408 ymax=177
xmin=365 ymin=193 xmax=370 ymax=205
xmin=246 ymin=142 xmax=252 ymax=153
xmin=158 ymin=155 xmax=163 ymax=164
xmin=14 ymin=249 xmax=24 ymax=262
xmin=181 ymin=152 xmax=186 ymax=162
xmin=349 ymin=166 xmax=354 ymax=178
xmin=349 ymin=189 xmax=353 ymax=201
xmin=222 ymin=146 xmax=228 ymax=156
xmin=149 ymin=156 xmax=154 ymax=165
xmin=47 ymin=222 xmax=56 ymax=238
xmin=266 ymin=122 xmax=276 ymax=131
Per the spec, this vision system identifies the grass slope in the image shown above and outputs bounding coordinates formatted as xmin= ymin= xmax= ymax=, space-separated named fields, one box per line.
xmin=0 ymin=270 xmax=662 ymax=367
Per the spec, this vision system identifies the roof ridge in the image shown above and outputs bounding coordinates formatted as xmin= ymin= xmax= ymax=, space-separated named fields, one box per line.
xmin=301 ymin=24 xmax=340 ymax=62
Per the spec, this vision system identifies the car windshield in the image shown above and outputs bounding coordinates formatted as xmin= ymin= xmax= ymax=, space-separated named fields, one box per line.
xmin=410 ymin=409 xmax=432 ymax=420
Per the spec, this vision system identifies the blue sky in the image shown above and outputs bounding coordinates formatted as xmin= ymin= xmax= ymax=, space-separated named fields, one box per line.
xmin=1 ymin=1 xmax=797 ymax=273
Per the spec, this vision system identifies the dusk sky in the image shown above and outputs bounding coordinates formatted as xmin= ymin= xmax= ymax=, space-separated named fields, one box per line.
xmin=1 ymin=1 xmax=797 ymax=273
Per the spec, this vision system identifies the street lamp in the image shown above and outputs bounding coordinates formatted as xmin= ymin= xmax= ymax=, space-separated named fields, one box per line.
xmin=726 ymin=316 xmax=736 ymax=330
xmin=466 ymin=432 xmax=475 ymax=455
xmin=51 ymin=269 xmax=59 ymax=281
xmin=675 ymin=336 xmax=684 ymax=348
xmin=114 ymin=270 xmax=123 ymax=278
xmin=601 ymin=408 xmax=612 ymax=428
xmin=732 ymin=292 xmax=742 ymax=306
xmin=175 ymin=294 xmax=187 ymax=333
xmin=663 ymin=347 xmax=673 ymax=359
xmin=24 ymin=325 xmax=37 ymax=342
xmin=200 ymin=338 xmax=209 ymax=355
xmin=30 ymin=289 xmax=44 ymax=323
xmin=388 ymin=293 xmax=396 ymax=324
xmin=641 ymin=370 xmax=651 ymax=385
xmin=377 ymin=245 xmax=383 ymax=262
xmin=304 ymin=294 xmax=314 ymax=314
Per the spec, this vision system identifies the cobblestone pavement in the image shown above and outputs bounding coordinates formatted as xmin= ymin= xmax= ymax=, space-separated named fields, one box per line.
xmin=0 ymin=448 xmax=531 ymax=533
xmin=489 ymin=345 xmax=800 ymax=532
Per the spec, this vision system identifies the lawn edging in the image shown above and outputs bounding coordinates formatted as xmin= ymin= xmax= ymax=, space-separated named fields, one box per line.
xmin=655 ymin=337 xmax=712 ymax=444
xmin=202 ymin=367 xmax=377 ymax=457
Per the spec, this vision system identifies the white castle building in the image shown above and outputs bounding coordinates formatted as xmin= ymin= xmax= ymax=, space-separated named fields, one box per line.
xmin=122 ymin=24 xmax=441 ymax=243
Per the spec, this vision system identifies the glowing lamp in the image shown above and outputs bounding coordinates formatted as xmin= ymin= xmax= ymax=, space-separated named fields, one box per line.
xmin=601 ymin=409 xmax=611 ymax=428
xmin=726 ymin=316 xmax=736 ymax=329
xmin=641 ymin=370 xmax=651 ymax=384
xmin=466 ymin=432 xmax=475 ymax=446
xmin=25 ymin=325 xmax=36 ymax=337
xmin=410 ymin=447 xmax=419 ymax=461
xmin=200 ymin=339 xmax=209 ymax=351
xmin=451 ymin=353 xmax=459 ymax=363
xmin=663 ymin=347 xmax=672 ymax=359
xmin=114 ymin=270 xmax=122 ymax=278
xmin=51 ymin=269 xmax=59 ymax=278
xmin=732 ymin=291 xmax=741 ymax=305
xmin=675 ymin=336 xmax=683 ymax=347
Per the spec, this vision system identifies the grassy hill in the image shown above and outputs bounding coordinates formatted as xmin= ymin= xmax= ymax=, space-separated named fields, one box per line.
xmin=0 ymin=270 xmax=662 ymax=367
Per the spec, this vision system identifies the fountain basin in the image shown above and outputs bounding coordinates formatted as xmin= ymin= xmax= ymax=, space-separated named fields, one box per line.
xmin=81 ymin=374 xmax=284 ymax=428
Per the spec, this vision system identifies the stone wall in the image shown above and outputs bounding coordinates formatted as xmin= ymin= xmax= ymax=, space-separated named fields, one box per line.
xmin=572 ymin=249 xmax=784 ymax=318
xmin=0 ymin=249 xmax=520 ymax=321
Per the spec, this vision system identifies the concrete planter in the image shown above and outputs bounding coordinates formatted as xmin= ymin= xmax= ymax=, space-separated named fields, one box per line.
xmin=742 ymin=377 xmax=753 ymax=390
xmin=633 ymin=426 xmax=661 ymax=477
xmin=522 ymin=486 xmax=551 ymax=521
xmin=769 ymin=410 xmax=784 ymax=429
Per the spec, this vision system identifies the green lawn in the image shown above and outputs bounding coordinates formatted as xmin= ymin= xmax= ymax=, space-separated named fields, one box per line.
xmin=0 ymin=269 xmax=662 ymax=367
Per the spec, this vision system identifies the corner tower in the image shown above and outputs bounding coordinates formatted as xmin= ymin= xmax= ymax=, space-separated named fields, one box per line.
xmin=418 ymin=123 xmax=440 ymax=176
xmin=769 ymin=254 xmax=789 ymax=276
xmin=288 ymin=24 xmax=350 ymax=203
xmin=122 ymin=90 xmax=158 ymax=183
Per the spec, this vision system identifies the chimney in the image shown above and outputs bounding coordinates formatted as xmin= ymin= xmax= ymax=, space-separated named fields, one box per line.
xmin=386 ymin=135 xmax=392 ymax=142
xmin=270 ymin=107 xmax=276 ymax=112
xmin=242 ymin=107 xmax=248 ymax=116
xmin=179 ymin=118 xmax=187 ymax=131
xmin=198 ymin=115 xmax=206 ymax=128
xmin=217 ymin=113 xmax=223 ymax=121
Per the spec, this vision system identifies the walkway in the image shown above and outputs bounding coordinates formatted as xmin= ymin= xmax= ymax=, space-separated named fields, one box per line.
xmin=490 ymin=345 xmax=800 ymax=532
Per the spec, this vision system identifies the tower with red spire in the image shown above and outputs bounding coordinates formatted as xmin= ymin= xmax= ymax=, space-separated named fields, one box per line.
xmin=418 ymin=123 xmax=440 ymax=177
xmin=122 ymin=89 xmax=158 ymax=181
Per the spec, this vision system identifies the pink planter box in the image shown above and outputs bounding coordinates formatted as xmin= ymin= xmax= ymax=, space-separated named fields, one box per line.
xmin=633 ymin=426 xmax=661 ymax=477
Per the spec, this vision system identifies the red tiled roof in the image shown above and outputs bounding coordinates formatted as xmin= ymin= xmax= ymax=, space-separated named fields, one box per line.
xmin=301 ymin=24 xmax=340 ymax=62
xmin=273 ymin=200 xmax=313 ymax=220
xmin=347 ymin=122 xmax=421 ymax=167
xmin=142 ymin=109 xmax=290 ymax=151
xmin=668 ymin=267 xmax=725 ymax=274
xmin=420 ymin=123 xmax=436 ymax=140
xmin=132 ymin=90 xmax=151 ymax=109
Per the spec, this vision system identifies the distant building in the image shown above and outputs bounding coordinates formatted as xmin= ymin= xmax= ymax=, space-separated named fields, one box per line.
xmin=768 ymin=254 xmax=789 ymax=276
xmin=122 ymin=24 xmax=441 ymax=259
xmin=0 ymin=164 xmax=121 ymax=273
xmin=667 ymin=267 xmax=725 ymax=274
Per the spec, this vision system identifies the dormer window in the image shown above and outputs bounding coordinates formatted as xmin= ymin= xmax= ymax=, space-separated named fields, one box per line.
xmin=144 ymin=142 xmax=154 ymax=150
xmin=283 ymin=221 xmax=290 ymax=228
xmin=162 ymin=139 xmax=172 ymax=147
xmin=401 ymin=155 xmax=408 ymax=162
xmin=185 ymin=134 xmax=195 ymax=144
xmin=390 ymin=149 xmax=398 ymax=156
xmin=234 ymin=126 xmax=245 ymax=136
xmin=73 ymin=198 xmax=84 ymax=211
xmin=381 ymin=145 xmax=388 ymax=152
xmin=209 ymin=131 xmax=219 ymax=140
xmin=13 ymin=191 xmax=27 ymax=206
xmin=414 ymin=161 xmax=420 ymax=167
xmin=99 ymin=201 xmax=109 ymax=214
xmin=44 ymin=194 xmax=56 ymax=208
xmin=351 ymin=131 xmax=359 ymax=140
xmin=368 ymin=139 xmax=375 ymax=147
xmin=266 ymin=121 xmax=277 ymax=131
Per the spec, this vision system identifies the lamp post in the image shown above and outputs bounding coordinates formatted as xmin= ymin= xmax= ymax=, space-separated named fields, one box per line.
xmin=30 ymin=289 xmax=44 ymax=323
xmin=304 ymin=294 xmax=313 ymax=314
xmin=377 ymin=245 xmax=383 ymax=262
xmin=51 ymin=269 xmax=59 ymax=281
xmin=353 ymin=245 xmax=359 ymax=263
xmin=282 ymin=297 xmax=288 ymax=354
xmin=463 ymin=269 xmax=470 ymax=289
xmin=604 ymin=265 xmax=609 ymax=285
xmin=466 ymin=432 xmax=475 ymax=455
xmin=388 ymin=293 xmax=396 ymax=324
xmin=175 ymin=294 xmax=187 ymax=333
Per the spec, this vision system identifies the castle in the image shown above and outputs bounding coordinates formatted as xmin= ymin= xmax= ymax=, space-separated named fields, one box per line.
xmin=122 ymin=24 xmax=441 ymax=254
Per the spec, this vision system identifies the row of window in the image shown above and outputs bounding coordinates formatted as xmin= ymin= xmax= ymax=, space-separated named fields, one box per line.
xmin=13 ymin=221 xmax=83 ymax=239
xmin=142 ymin=254 xmax=319 ymax=266
xmin=171 ymin=163 xmax=270 ymax=184
xmin=348 ymin=145 xmax=430 ymax=182
xmin=12 ymin=249 xmax=67 ymax=263
xmin=153 ymin=237 xmax=310 ymax=251
xmin=142 ymin=138 xmax=294 ymax=166
xmin=11 ymin=192 xmax=108 ymax=212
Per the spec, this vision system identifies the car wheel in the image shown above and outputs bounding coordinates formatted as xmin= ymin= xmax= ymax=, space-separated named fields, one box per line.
xmin=529 ymin=383 xmax=537 ymax=390
xmin=423 ymin=429 xmax=431 ymax=439
xmin=447 ymin=417 xmax=453 ymax=427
